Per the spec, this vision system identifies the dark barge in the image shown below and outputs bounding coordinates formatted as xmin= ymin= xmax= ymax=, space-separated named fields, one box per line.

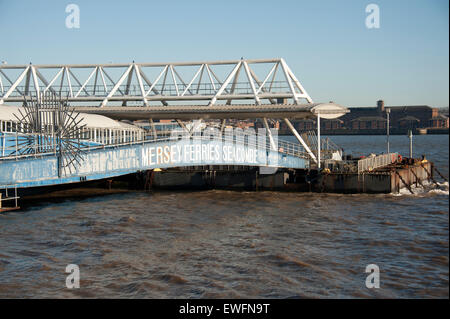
xmin=145 ymin=156 xmax=443 ymax=194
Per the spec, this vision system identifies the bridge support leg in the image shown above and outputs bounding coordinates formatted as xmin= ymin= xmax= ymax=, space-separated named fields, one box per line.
xmin=283 ymin=118 xmax=317 ymax=164
xmin=149 ymin=118 xmax=157 ymax=140
xmin=220 ymin=119 xmax=227 ymax=134
xmin=262 ymin=118 xmax=277 ymax=151
xmin=176 ymin=119 xmax=191 ymax=136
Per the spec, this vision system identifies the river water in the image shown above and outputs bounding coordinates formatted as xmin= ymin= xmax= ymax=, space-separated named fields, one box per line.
xmin=0 ymin=135 xmax=448 ymax=298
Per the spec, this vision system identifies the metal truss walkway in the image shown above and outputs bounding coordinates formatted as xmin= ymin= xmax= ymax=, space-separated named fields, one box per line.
xmin=0 ymin=58 xmax=313 ymax=107
xmin=0 ymin=59 xmax=349 ymax=190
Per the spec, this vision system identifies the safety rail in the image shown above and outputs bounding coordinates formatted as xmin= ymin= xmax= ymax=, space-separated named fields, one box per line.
xmin=2 ymin=116 xmax=315 ymax=161
xmin=1 ymin=121 xmax=144 ymax=144
xmin=322 ymin=137 xmax=341 ymax=153
xmin=0 ymin=131 xmax=309 ymax=161
xmin=0 ymin=184 xmax=19 ymax=210
xmin=1 ymin=81 xmax=292 ymax=98
xmin=299 ymin=130 xmax=342 ymax=160
xmin=357 ymin=153 xmax=398 ymax=174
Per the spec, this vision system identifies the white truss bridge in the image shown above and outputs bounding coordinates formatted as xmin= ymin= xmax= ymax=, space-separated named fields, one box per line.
xmin=0 ymin=58 xmax=349 ymax=168
xmin=0 ymin=58 xmax=313 ymax=107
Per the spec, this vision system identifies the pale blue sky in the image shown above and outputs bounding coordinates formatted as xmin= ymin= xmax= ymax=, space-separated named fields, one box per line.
xmin=0 ymin=0 xmax=448 ymax=107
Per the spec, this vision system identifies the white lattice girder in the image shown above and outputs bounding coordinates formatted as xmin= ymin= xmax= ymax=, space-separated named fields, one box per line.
xmin=0 ymin=59 xmax=314 ymax=107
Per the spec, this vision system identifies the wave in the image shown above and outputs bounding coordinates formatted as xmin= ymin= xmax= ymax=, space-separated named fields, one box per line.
xmin=391 ymin=180 xmax=449 ymax=197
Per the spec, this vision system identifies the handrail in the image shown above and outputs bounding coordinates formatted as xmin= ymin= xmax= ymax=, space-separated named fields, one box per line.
xmin=0 ymin=131 xmax=309 ymax=161
xmin=1 ymin=81 xmax=292 ymax=98
xmin=0 ymin=183 xmax=19 ymax=209
xmin=357 ymin=153 xmax=398 ymax=174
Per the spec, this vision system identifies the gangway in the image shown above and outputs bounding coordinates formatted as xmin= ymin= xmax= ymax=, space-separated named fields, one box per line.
xmin=0 ymin=58 xmax=349 ymax=192
xmin=0 ymin=58 xmax=312 ymax=106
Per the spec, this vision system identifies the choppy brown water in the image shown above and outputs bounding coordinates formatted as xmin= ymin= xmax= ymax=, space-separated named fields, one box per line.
xmin=0 ymin=135 xmax=448 ymax=298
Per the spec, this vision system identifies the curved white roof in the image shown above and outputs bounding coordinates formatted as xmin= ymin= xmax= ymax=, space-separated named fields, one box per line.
xmin=310 ymin=103 xmax=349 ymax=119
xmin=0 ymin=105 xmax=141 ymax=130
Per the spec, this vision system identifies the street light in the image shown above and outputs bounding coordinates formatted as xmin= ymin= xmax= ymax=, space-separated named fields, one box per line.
xmin=317 ymin=111 xmax=321 ymax=169
xmin=408 ymin=129 xmax=413 ymax=158
xmin=386 ymin=108 xmax=391 ymax=154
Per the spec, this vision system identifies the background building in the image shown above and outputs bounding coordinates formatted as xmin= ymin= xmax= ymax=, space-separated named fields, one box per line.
xmin=287 ymin=100 xmax=448 ymax=135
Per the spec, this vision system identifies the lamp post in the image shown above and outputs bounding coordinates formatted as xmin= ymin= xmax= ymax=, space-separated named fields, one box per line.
xmin=386 ymin=108 xmax=391 ymax=154
xmin=317 ymin=112 xmax=321 ymax=169
xmin=408 ymin=129 xmax=413 ymax=158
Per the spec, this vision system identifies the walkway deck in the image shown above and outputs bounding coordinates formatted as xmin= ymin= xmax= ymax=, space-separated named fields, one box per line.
xmin=0 ymin=132 xmax=308 ymax=189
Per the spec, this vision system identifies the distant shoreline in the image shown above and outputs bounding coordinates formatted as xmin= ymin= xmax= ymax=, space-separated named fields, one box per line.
xmin=278 ymin=128 xmax=449 ymax=136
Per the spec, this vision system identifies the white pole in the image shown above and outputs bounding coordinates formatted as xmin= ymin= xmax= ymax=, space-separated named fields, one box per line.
xmin=386 ymin=109 xmax=390 ymax=154
xmin=283 ymin=118 xmax=317 ymax=163
xmin=317 ymin=112 xmax=321 ymax=169
xmin=262 ymin=118 xmax=277 ymax=151
xmin=408 ymin=129 xmax=413 ymax=158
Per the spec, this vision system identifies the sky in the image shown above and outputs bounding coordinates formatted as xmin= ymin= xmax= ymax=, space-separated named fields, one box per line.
xmin=0 ymin=0 xmax=448 ymax=107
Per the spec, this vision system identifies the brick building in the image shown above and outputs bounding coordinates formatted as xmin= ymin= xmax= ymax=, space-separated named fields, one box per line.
xmin=291 ymin=100 xmax=448 ymax=133
xmin=351 ymin=116 xmax=386 ymax=130
xmin=429 ymin=114 xmax=449 ymax=128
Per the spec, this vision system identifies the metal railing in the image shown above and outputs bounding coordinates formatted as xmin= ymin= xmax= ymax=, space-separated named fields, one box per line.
xmin=0 ymin=129 xmax=309 ymax=162
xmin=0 ymin=184 xmax=19 ymax=209
xmin=1 ymin=121 xmax=144 ymax=153
xmin=357 ymin=153 xmax=398 ymax=174
xmin=0 ymin=81 xmax=293 ymax=98
xmin=299 ymin=130 xmax=343 ymax=160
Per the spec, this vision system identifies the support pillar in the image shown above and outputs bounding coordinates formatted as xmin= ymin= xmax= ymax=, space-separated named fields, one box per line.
xmin=149 ymin=118 xmax=157 ymax=140
xmin=283 ymin=118 xmax=317 ymax=164
xmin=262 ymin=118 xmax=277 ymax=151
xmin=317 ymin=112 xmax=321 ymax=169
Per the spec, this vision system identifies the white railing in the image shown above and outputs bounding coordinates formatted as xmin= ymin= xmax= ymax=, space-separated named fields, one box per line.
xmin=299 ymin=130 xmax=342 ymax=160
xmin=0 ymin=184 xmax=19 ymax=209
xmin=0 ymin=130 xmax=309 ymax=161
xmin=357 ymin=153 xmax=398 ymax=174
xmin=1 ymin=120 xmax=144 ymax=147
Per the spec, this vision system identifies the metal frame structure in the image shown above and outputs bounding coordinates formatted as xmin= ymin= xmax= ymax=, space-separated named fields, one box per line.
xmin=357 ymin=153 xmax=399 ymax=174
xmin=0 ymin=58 xmax=313 ymax=107
xmin=11 ymin=92 xmax=88 ymax=176
xmin=0 ymin=58 xmax=351 ymax=168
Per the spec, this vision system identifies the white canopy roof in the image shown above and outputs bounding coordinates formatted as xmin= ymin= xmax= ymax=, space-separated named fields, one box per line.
xmin=310 ymin=103 xmax=349 ymax=119
xmin=0 ymin=105 xmax=141 ymax=130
